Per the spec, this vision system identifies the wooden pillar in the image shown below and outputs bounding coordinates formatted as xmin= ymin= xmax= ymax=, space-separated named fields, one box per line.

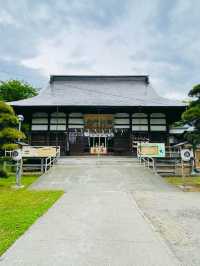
xmin=66 ymin=112 xmax=69 ymax=131
xmin=129 ymin=113 xmax=132 ymax=131
xmin=29 ymin=113 xmax=32 ymax=145
xmin=129 ymin=113 xmax=132 ymax=153
xmin=166 ymin=112 xmax=170 ymax=146
xmin=147 ymin=112 xmax=151 ymax=141
xmin=66 ymin=112 xmax=69 ymax=155
xmin=47 ymin=112 xmax=51 ymax=146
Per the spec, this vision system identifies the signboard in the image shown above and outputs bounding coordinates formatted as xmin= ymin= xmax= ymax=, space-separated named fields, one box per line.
xmin=181 ymin=149 xmax=193 ymax=161
xmin=137 ymin=143 xmax=165 ymax=158
xmin=90 ymin=147 xmax=107 ymax=155
xmin=84 ymin=114 xmax=113 ymax=129
xmin=84 ymin=132 xmax=114 ymax=138
xmin=195 ymin=150 xmax=200 ymax=169
xmin=22 ymin=146 xmax=58 ymax=158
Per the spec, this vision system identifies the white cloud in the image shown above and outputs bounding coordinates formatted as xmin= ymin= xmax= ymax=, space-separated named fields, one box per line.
xmin=1 ymin=0 xmax=200 ymax=100
xmin=0 ymin=10 xmax=18 ymax=26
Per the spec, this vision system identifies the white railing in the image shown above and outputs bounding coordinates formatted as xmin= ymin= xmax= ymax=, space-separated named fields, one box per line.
xmin=44 ymin=149 xmax=60 ymax=172
xmin=5 ymin=146 xmax=60 ymax=173
xmin=5 ymin=146 xmax=61 ymax=157
xmin=139 ymin=156 xmax=155 ymax=172
xmin=5 ymin=150 xmax=13 ymax=157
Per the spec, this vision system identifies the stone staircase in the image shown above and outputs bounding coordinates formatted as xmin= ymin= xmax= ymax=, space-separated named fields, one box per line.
xmin=154 ymin=157 xmax=180 ymax=176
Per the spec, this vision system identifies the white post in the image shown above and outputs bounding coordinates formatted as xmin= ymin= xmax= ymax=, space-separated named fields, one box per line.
xmin=181 ymin=160 xmax=186 ymax=191
xmin=41 ymin=158 xmax=44 ymax=173
xmin=17 ymin=114 xmax=24 ymax=142
xmin=45 ymin=158 xmax=47 ymax=172
xmin=16 ymin=159 xmax=23 ymax=187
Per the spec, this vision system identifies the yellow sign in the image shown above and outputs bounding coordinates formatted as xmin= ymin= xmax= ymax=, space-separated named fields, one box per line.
xmin=90 ymin=147 xmax=107 ymax=155
xmin=195 ymin=150 xmax=200 ymax=169
xmin=138 ymin=143 xmax=165 ymax=158
xmin=141 ymin=146 xmax=158 ymax=156
xmin=22 ymin=146 xmax=58 ymax=158
xmin=84 ymin=114 xmax=113 ymax=129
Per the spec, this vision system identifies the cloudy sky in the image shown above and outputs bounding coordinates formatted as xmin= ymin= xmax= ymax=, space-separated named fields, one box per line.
xmin=0 ymin=0 xmax=199 ymax=100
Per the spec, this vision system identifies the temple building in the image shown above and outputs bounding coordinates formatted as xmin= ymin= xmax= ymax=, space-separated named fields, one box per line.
xmin=11 ymin=75 xmax=186 ymax=155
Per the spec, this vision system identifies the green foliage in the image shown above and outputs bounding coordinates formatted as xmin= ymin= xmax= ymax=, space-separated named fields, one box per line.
xmin=0 ymin=80 xmax=38 ymax=102
xmin=172 ymin=120 xmax=185 ymax=127
xmin=0 ymin=102 xmax=25 ymax=150
xmin=188 ymin=84 xmax=200 ymax=98
xmin=0 ymin=169 xmax=8 ymax=178
xmin=1 ymin=143 xmax=18 ymax=150
xmin=0 ymin=101 xmax=15 ymax=115
xmin=185 ymin=131 xmax=200 ymax=148
xmin=0 ymin=175 xmax=63 ymax=255
xmin=21 ymin=123 xmax=30 ymax=135
xmin=0 ymin=127 xmax=25 ymax=140
xmin=166 ymin=176 xmax=200 ymax=186
xmin=182 ymin=106 xmax=200 ymax=123
xmin=182 ymin=84 xmax=200 ymax=150
xmin=0 ymin=113 xmax=18 ymax=127
xmin=0 ymin=156 xmax=12 ymax=165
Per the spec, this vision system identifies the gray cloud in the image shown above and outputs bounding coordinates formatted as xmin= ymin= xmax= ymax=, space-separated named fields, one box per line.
xmin=0 ymin=59 xmax=46 ymax=88
xmin=0 ymin=0 xmax=199 ymax=99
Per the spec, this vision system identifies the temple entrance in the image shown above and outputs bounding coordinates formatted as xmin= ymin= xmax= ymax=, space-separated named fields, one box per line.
xmin=68 ymin=131 xmax=114 ymax=155
xmin=84 ymin=114 xmax=114 ymax=155
xmin=88 ymin=133 xmax=114 ymax=155
xmin=67 ymin=113 xmax=131 ymax=156
xmin=90 ymin=137 xmax=107 ymax=154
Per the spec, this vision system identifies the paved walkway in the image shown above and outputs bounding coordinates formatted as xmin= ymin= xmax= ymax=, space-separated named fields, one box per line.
xmin=0 ymin=157 xmax=180 ymax=266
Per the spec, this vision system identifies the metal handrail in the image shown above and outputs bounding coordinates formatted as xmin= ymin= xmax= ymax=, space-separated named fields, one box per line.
xmin=5 ymin=146 xmax=60 ymax=158
xmin=5 ymin=146 xmax=60 ymax=173
xmin=139 ymin=156 xmax=155 ymax=172
xmin=5 ymin=150 xmax=13 ymax=157
xmin=44 ymin=149 xmax=60 ymax=172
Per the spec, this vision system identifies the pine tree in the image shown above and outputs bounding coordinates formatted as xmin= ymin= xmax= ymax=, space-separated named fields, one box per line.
xmin=182 ymin=84 xmax=200 ymax=152
xmin=0 ymin=102 xmax=25 ymax=151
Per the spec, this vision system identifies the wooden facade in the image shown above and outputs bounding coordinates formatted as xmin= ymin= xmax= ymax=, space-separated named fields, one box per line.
xmin=13 ymin=106 xmax=184 ymax=156
xmin=11 ymin=75 xmax=186 ymax=156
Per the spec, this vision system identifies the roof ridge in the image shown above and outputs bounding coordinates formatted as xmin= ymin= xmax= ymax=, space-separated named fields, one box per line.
xmin=50 ymin=75 xmax=149 ymax=84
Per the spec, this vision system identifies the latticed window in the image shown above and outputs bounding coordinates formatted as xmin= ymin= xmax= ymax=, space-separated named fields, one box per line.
xmin=68 ymin=113 xmax=84 ymax=129
xmin=50 ymin=112 xmax=66 ymax=131
xmin=132 ymin=113 xmax=148 ymax=131
xmin=150 ymin=113 xmax=166 ymax=131
xmin=114 ymin=113 xmax=130 ymax=129
xmin=32 ymin=112 xmax=48 ymax=131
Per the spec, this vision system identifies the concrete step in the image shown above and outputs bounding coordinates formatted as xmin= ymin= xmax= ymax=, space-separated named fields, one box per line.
xmin=156 ymin=170 xmax=176 ymax=174
xmin=57 ymin=156 xmax=140 ymax=166
xmin=156 ymin=169 xmax=176 ymax=177
xmin=155 ymin=165 xmax=176 ymax=168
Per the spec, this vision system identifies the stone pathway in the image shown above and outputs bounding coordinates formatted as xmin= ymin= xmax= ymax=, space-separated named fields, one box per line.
xmin=0 ymin=157 xmax=180 ymax=266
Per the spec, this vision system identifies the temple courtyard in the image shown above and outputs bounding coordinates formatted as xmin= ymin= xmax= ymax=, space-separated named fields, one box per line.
xmin=1 ymin=157 xmax=200 ymax=266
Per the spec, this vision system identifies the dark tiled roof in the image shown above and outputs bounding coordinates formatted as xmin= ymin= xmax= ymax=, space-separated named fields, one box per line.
xmin=11 ymin=75 xmax=185 ymax=107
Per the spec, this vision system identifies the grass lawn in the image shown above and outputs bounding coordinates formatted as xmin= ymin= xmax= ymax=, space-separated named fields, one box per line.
xmin=166 ymin=176 xmax=200 ymax=191
xmin=0 ymin=175 xmax=63 ymax=256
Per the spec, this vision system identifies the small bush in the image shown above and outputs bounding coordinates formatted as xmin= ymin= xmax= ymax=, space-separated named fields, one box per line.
xmin=2 ymin=143 xmax=19 ymax=151
xmin=0 ymin=169 xmax=8 ymax=178
xmin=0 ymin=156 xmax=12 ymax=163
